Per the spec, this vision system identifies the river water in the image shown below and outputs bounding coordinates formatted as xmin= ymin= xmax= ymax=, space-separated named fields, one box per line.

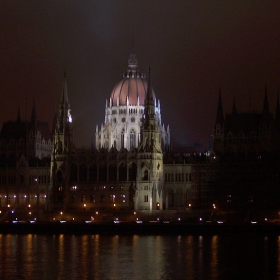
xmin=0 ymin=233 xmax=279 ymax=279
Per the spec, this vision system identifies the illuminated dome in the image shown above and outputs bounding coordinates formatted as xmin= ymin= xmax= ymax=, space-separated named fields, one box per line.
xmin=110 ymin=54 xmax=155 ymax=106
xmin=96 ymin=53 xmax=170 ymax=152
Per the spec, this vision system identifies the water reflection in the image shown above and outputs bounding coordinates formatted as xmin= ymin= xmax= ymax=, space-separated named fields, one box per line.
xmin=0 ymin=234 xmax=279 ymax=279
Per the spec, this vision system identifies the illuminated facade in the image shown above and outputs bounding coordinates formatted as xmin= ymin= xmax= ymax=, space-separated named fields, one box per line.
xmin=0 ymin=54 xmax=202 ymax=221
xmin=50 ymin=54 xmax=194 ymax=217
xmin=1 ymin=55 xmax=280 ymax=221
xmin=95 ymin=54 xmax=170 ymax=151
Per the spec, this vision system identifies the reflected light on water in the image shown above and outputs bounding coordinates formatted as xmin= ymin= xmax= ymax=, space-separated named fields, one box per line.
xmin=210 ymin=235 xmax=218 ymax=278
xmin=0 ymin=234 xmax=280 ymax=279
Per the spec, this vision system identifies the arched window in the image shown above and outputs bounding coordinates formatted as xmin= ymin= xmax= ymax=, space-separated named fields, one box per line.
xmin=143 ymin=170 xmax=148 ymax=181
xmin=130 ymin=129 xmax=136 ymax=149
xmin=89 ymin=164 xmax=97 ymax=181
xmin=79 ymin=163 xmax=87 ymax=182
xmin=20 ymin=174 xmax=24 ymax=184
xmin=121 ymin=129 xmax=125 ymax=148
xmin=70 ymin=164 xmax=78 ymax=182
xmin=99 ymin=164 xmax=107 ymax=181
xmin=56 ymin=170 xmax=63 ymax=183
xmin=119 ymin=162 xmax=127 ymax=181
xmin=109 ymin=163 xmax=117 ymax=181
xmin=168 ymin=189 xmax=174 ymax=207
xmin=129 ymin=162 xmax=137 ymax=181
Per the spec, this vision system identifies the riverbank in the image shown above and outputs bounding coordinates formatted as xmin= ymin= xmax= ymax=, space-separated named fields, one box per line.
xmin=1 ymin=222 xmax=280 ymax=235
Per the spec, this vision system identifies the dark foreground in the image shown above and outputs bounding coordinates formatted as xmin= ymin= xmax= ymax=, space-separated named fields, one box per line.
xmin=1 ymin=222 xmax=280 ymax=235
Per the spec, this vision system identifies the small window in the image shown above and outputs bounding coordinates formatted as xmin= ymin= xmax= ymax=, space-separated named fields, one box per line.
xmin=144 ymin=195 xmax=148 ymax=202
xmin=143 ymin=170 xmax=148 ymax=181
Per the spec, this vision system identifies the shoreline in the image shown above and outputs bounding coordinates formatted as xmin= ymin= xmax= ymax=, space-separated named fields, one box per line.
xmin=1 ymin=222 xmax=280 ymax=235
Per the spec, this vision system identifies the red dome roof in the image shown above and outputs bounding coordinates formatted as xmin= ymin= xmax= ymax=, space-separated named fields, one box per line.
xmin=110 ymin=54 xmax=156 ymax=106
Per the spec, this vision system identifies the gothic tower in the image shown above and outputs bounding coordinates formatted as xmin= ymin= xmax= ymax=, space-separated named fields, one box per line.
xmin=212 ymin=88 xmax=224 ymax=157
xmin=50 ymin=73 xmax=73 ymax=210
xmin=134 ymin=69 xmax=164 ymax=211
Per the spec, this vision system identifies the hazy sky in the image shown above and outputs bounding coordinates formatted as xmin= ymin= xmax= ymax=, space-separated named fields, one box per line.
xmin=1 ymin=1 xmax=280 ymax=148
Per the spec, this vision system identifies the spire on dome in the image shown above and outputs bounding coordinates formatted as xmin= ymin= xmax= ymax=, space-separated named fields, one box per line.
xmin=128 ymin=53 xmax=138 ymax=69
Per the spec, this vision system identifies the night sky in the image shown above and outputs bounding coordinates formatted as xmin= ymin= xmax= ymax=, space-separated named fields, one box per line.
xmin=1 ymin=1 xmax=280 ymax=148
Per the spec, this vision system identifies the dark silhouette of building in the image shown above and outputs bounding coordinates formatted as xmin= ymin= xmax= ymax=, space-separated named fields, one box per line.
xmin=191 ymin=87 xmax=280 ymax=213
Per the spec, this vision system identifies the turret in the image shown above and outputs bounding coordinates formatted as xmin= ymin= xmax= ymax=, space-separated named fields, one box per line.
xmin=263 ymin=85 xmax=270 ymax=115
xmin=215 ymin=88 xmax=224 ymax=125
xmin=30 ymin=98 xmax=37 ymax=126
xmin=50 ymin=73 xmax=73 ymax=210
xmin=135 ymin=68 xmax=164 ymax=211
xmin=212 ymin=88 xmax=225 ymax=156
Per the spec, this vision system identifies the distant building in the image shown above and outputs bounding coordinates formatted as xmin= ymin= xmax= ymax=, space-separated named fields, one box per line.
xmin=191 ymin=88 xmax=280 ymax=212
xmin=0 ymin=101 xmax=52 ymax=219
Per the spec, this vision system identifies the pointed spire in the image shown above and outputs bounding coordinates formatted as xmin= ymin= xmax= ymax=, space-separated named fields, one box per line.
xmin=17 ymin=105 xmax=21 ymax=122
xmin=215 ymin=87 xmax=224 ymax=124
xmin=147 ymin=67 xmax=154 ymax=102
xmin=61 ymin=72 xmax=69 ymax=104
xmin=52 ymin=103 xmax=58 ymax=134
xmin=144 ymin=67 xmax=155 ymax=119
xmin=128 ymin=53 xmax=138 ymax=69
xmin=128 ymin=37 xmax=137 ymax=69
xmin=132 ymin=36 xmax=135 ymax=54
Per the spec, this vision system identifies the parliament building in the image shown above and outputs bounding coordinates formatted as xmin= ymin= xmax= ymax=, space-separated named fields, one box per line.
xmin=0 ymin=53 xmax=280 ymax=222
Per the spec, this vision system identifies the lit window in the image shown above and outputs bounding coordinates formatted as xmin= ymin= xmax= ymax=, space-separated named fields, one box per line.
xmin=130 ymin=129 xmax=136 ymax=148
xmin=121 ymin=130 xmax=125 ymax=148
